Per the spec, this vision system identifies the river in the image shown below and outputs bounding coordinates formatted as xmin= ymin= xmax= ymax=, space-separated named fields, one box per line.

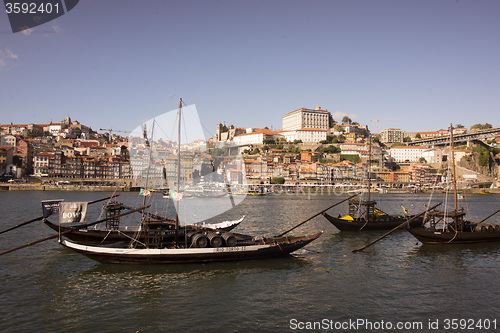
xmin=0 ymin=190 xmax=499 ymax=332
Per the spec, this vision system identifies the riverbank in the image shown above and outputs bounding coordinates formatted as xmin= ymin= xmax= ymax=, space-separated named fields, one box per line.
xmin=2 ymin=183 xmax=132 ymax=192
xmin=2 ymin=182 xmax=499 ymax=194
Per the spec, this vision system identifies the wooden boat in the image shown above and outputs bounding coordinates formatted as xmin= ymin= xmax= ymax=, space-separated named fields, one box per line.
xmin=59 ymin=230 xmax=324 ymax=264
xmin=407 ymin=124 xmax=500 ymax=244
xmin=406 ymin=209 xmax=500 ymax=244
xmin=43 ymin=208 xmax=244 ymax=245
xmin=322 ymin=197 xmax=423 ymax=231
xmin=57 ymin=99 xmax=325 ymax=264
xmin=322 ymin=133 xmax=423 ymax=231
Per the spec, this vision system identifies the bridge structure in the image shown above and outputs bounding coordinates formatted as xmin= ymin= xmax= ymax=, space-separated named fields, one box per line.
xmin=407 ymin=127 xmax=500 ymax=147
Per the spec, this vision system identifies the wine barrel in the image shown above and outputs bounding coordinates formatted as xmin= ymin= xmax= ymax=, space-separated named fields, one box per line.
xmin=191 ymin=233 xmax=208 ymax=248
xmin=222 ymin=233 xmax=237 ymax=247
xmin=207 ymin=232 xmax=222 ymax=248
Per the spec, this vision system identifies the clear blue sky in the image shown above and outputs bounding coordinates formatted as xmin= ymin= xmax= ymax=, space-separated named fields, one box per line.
xmin=1 ymin=0 xmax=499 ymax=136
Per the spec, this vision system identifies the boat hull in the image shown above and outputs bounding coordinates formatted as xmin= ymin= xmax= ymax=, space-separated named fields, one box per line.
xmin=407 ymin=228 xmax=500 ymax=244
xmin=322 ymin=212 xmax=422 ymax=231
xmin=59 ymin=231 xmax=324 ymax=264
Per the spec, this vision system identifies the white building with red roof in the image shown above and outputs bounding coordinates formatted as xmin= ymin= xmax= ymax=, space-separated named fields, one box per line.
xmin=389 ymin=146 xmax=429 ymax=162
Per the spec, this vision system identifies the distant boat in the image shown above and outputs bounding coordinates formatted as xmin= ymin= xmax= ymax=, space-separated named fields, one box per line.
xmin=407 ymin=124 xmax=500 ymax=244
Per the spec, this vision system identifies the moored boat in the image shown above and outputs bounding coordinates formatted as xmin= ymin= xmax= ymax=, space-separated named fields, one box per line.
xmin=407 ymin=209 xmax=500 ymax=244
xmin=322 ymin=132 xmax=423 ymax=231
xmin=56 ymin=99 xmax=325 ymax=264
xmin=59 ymin=230 xmax=324 ymax=264
xmin=407 ymin=124 xmax=500 ymax=244
xmin=322 ymin=197 xmax=422 ymax=231
xmin=43 ymin=211 xmax=244 ymax=245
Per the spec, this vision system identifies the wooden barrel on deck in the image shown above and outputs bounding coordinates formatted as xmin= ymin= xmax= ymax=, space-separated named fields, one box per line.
xmin=222 ymin=233 xmax=237 ymax=247
xmin=190 ymin=233 xmax=208 ymax=248
xmin=207 ymin=232 xmax=222 ymax=248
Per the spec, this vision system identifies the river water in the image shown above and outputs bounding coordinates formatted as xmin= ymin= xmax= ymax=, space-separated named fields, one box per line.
xmin=0 ymin=190 xmax=499 ymax=332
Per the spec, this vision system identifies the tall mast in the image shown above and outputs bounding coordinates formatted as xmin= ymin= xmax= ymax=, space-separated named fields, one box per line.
xmin=175 ymin=98 xmax=182 ymax=237
xmin=142 ymin=122 xmax=154 ymax=220
xmin=367 ymin=131 xmax=372 ymax=204
xmin=449 ymin=123 xmax=458 ymax=212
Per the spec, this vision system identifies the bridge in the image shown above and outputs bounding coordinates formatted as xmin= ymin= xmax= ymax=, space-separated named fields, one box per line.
xmin=407 ymin=127 xmax=500 ymax=147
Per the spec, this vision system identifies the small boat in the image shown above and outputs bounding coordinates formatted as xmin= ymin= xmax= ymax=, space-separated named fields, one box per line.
xmin=322 ymin=197 xmax=422 ymax=231
xmin=322 ymin=133 xmax=423 ymax=231
xmin=407 ymin=124 xmax=500 ymax=244
xmin=246 ymin=187 xmax=267 ymax=196
xmin=406 ymin=209 xmax=500 ymax=244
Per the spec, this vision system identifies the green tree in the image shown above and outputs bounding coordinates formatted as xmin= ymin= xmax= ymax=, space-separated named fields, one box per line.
xmin=390 ymin=142 xmax=405 ymax=148
xmin=320 ymin=145 xmax=340 ymax=154
xmin=473 ymin=145 xmax=491 ymax=166
xmin=270 ymin=176 xmax=285 ymax=184
xmin=251 ymin=148 xmax=260 ymax=154
xmin=471 ymin=123 xmax=493 ymax=131
xmin=340 ymin=154 xmax=361 ymax=163
xmin=263 ymin=138 xmax=275 ymax=144
xmin=342 ymin=116 xmax=352 ymax=125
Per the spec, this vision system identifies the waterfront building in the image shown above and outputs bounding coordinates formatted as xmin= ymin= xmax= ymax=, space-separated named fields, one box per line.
xmin=297 ymin=162 xmax=318 ymax=181
xmin=34 ymin=152 xmax=52 ymax=176
xmin=391 ymin=171 xmax=411 ymax=183
xmin=0 ymin=146 xmax=14 ymax=175
xmin=407 ymin=164 xmax=438 ymax=183
xmin=282 ymin=105 xmax=331 ymax=131
xmin=375 ymin=171 xmax=391 ymax=182
xmin=16 ymin=139 xmax=33 ymax=176
xmin=332 ymin=160 xmax=356 ymax=180
xmin=244 ymin=158 xmax=268 ymax=180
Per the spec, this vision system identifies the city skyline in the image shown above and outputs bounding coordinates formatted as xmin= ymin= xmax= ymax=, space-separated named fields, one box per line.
xmin=1 ymin=1 xmax=500 ymax=136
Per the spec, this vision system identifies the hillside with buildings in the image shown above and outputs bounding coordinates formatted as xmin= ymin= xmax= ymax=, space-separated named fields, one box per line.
xmin=1 ymin=107 xmax=500 ymax=190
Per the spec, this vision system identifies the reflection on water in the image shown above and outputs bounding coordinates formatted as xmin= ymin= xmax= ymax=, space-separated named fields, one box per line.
xmin=1 ymin=191 xmax=499 ymax=332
